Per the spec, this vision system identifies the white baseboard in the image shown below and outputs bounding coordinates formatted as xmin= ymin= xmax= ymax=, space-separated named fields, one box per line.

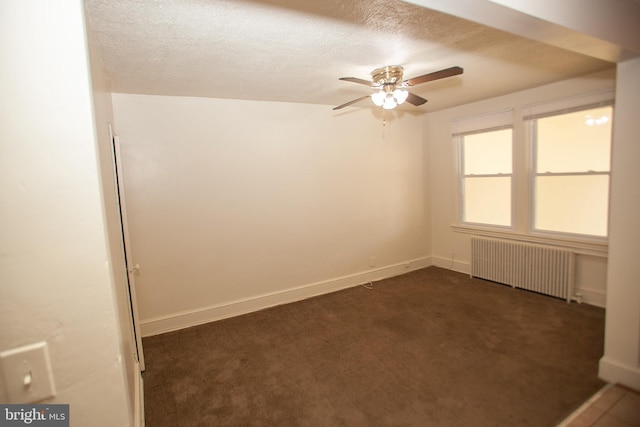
xmin=599 ymin=356 xmax=640 ymax=391
xmin=140 ymin=256 xmax=432 ymax=337
xmin=431 ymin=255 xmax=470 ymax=274
xmin=573 ymin=287 xmax=606 ymax=308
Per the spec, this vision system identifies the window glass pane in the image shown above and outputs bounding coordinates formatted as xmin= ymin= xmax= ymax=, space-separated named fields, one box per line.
xmin=464 ymin=177 xmax=511 ymax=226
xmin=535 ymin=175 xmax=609 ymax=236
xmin=463 ymin=129 xmax=512 ymax=175
xmin=536 ymin=106 xmax=612 ymax=173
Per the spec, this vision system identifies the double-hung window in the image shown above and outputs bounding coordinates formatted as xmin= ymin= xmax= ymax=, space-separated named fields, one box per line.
xmin=454 ymin=98 xmax=613 ymax=242
xmin=455 ymin=111 xmax=513 ymax=228
xmin=528 ymin=104 xmax=613 ymax=238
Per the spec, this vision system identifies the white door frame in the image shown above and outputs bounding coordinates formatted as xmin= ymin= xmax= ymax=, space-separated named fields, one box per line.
xmin=109 ymin=124 xmax=146 ymax=371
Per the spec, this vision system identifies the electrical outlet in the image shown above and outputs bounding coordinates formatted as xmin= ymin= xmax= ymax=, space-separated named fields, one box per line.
xmin=0 ymin=342 xmax=56 ymax=404
xmin=369 ymin=256 xmax=376 ymax=267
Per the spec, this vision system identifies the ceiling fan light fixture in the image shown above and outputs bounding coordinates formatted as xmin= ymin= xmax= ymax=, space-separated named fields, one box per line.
xmin=371 ymin=90 xmax=386 ymax=107
xmin=393 ymin=89 xmax=408 ymax=105
xmin=333 ymin=65 xmax=462 ymax=110
xmin=375 ymin=89 xmax=407 ymax=110
xmin=383 ymin=94 xmax=397 ymax=110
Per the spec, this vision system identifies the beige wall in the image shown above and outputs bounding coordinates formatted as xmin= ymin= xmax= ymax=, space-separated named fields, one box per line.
xmin=599 ymin=57 xmax=640 ymax=390
xmin=0 ymin=0 xmax=132 ymax=424
xmin=426 ymin=69 xmax=616 ymax=306
xmin=111 ymin=94 xmax=430 ymax=335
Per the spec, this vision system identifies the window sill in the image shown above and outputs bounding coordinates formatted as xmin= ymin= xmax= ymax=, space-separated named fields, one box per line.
xmin=451 ymin=224 xmax=608 ymax=257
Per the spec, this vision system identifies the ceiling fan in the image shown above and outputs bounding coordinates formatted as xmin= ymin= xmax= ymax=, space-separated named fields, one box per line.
xmin=333 ymin=65 xmax=463 ymax=110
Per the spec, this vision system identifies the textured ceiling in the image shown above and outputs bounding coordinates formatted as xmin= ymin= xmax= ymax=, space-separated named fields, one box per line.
xmin=83 ymin=0 xmax=614 ymax=112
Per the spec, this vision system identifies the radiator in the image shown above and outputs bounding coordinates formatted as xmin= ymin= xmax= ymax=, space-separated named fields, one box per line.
xmin=470 ymin=237 xmax=574 ymax=301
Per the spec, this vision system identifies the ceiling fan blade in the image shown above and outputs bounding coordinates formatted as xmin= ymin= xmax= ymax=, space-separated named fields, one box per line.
xmin=404 ymin=66 xmax=463 ymax=87
xmin=339 ymin=77 xmax=377 ymax=87
xmin=333 ymin=95 xmax=371 ymax=110
xmin=405 ymin=92 xmax=428 ymax=106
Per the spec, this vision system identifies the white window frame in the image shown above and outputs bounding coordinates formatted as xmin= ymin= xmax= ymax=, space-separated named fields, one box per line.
xmin=456 ymin=126 xmax=514 ymax=229
xmin=525 ymin=101 xmax=613 ymax=240
xmin=450 ymin=92 xmax=613 ymax=257
xmin=453 ymin=110 xmax=514 ymax=230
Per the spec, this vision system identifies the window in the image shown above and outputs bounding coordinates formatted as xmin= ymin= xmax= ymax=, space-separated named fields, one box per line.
xmin=453 ymin=97 xmax=613 ymax=244
xmin=458 ymin=127 xmax=513 ymax=227
xmin=529 ymin=105 xmax=613 ymax=237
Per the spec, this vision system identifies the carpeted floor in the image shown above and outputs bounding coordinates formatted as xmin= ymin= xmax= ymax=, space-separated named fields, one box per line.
xmin=142 ymin=266 xmax=605 ymax=426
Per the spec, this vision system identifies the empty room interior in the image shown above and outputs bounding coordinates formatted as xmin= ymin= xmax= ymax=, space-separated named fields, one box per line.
xmin=2 ymin=0 xmax=640 ymax=426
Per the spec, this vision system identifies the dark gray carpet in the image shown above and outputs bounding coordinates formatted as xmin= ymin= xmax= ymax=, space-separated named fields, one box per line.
xmin=142 ymin=266 xmax=605 ymax=426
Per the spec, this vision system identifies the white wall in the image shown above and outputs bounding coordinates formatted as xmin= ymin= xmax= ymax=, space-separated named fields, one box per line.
xmin=0 ymin=1 xmax=132 ymax=425
xmin=86 ymin=13 xmax=141 ymax=425
xmin=111 ymin=94 xmax=430 ymax=335
xmin=599 ymin=57 xmax=640 ymax=390
xmin=426 ymin=69 xmax=615 ymax=306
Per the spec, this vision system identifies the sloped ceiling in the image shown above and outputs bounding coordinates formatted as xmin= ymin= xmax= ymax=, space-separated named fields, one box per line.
xmin=83 ymin=0 xmax=615 ymax=112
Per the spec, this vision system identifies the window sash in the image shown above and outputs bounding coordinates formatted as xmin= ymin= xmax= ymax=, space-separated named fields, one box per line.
xmin=528 ymin=106 xmax=612 ymax=238
xmin=457 ymin=126 xmax=514 ymax=228
xmin=461 ymin=176 xmax=512 ymax=227
xmin=532 ymin=175 xmax=609 ymax=237
xmin=526 ymin=103 xmax=613 ymax=173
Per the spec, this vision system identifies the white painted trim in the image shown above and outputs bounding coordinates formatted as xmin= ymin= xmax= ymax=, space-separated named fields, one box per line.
xmin=573 ymin=287 xmax=606 ymax=308
xmin=111 ymin=133 xmax=146 ymax=371
xmin=451 ymin=224 xmax=608 ymax=257
xmin=599 ymin=356 xmax=640 ymax=391
xmin=135 ymin=368 xmax=145 ymax=427
xmin=556 ymin=383 xmax=614 ymax=427
xmin=522 ymin=89 xmax=615 ymax=120
xmin=451 ymin=109 xmax=513 ymax=135
xmin=430 ymin=255 xmax=470 ymax=275
xmin=140 ymin=257 xmax=432 ymax=337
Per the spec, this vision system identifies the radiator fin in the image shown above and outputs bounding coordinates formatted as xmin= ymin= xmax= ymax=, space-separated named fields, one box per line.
xmin=471 ymin=237 xmax=572 ymax=300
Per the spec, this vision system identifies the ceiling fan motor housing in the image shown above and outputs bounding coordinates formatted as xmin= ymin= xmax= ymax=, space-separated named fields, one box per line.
xmin=371 ymin=65 xmax=404 ymax=89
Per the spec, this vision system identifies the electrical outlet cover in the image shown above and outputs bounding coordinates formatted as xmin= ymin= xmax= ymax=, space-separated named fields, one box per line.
xmin=0 ymin=341 xmax=56 ymax=404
